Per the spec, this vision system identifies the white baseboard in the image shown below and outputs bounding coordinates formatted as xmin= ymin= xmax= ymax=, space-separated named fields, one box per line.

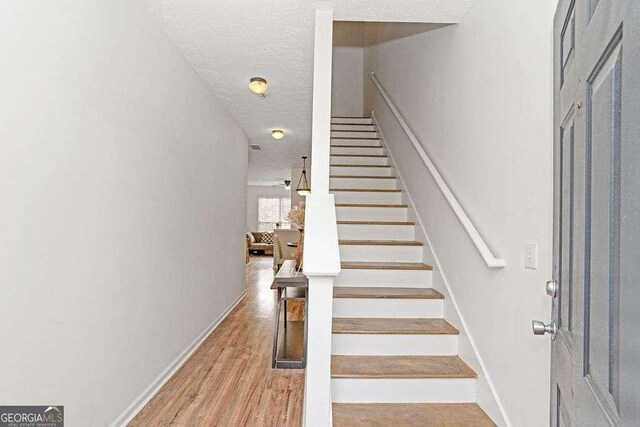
xmin=110 ymin=291 xmax=247 ymax=426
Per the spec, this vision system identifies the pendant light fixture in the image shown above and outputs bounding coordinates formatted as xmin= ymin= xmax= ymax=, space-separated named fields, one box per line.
xmin=296 ymin=156 xmax=311 ymax=196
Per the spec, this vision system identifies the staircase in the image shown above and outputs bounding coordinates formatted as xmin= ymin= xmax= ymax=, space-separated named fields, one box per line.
xmin=329 ymin=117 xmax=495 ymax=426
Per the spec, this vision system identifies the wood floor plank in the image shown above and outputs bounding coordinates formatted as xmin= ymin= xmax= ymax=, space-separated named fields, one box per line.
xmin=333 ymin=403 xmax=496 ymax=426
xmin=129 ymin=256 xmax=304 ymax=426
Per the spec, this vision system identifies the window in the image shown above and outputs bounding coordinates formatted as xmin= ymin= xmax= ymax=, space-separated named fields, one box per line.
xmin=258 ymin=197 xmax=291 ymax=232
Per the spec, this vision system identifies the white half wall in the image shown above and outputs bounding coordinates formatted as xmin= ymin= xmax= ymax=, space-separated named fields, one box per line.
xmin=0 ymin=1 xmax=248 ymax=425
xmin=246 ymin=185 xmax=291 ymax=231
xmin=363 ymin=1 xmax=557 ymax=426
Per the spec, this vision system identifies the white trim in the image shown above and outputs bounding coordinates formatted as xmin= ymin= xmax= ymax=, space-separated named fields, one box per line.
xmin=110 ymin=291 xmax=247 ymax=427
xmin=369 ymin=73 xmax=506 ymax=268
xmin=373 ymin=113 xmax=512 ymax=426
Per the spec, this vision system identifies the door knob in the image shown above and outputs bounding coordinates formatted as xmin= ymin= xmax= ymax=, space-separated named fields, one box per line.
xmin=546 ymin=280 xmax=557 ymax=297
xmin=532 ymin=320 xmax=557 ymax=338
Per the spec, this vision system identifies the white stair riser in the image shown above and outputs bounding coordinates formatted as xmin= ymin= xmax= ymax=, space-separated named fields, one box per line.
xmin=330 ymin=146 xmax=384 ymax=155
xmin=333 ymin=298 xmax=442 ymax=318
xmin=332 ymin=117 xmax=372 ymax=125
xmin=330 ymin=177 xmax=396 ymax=190
xmin=330 ymin=156 xmax=388 ymax=166
xmin=331 ymin=131 xmax=379 ymax=139
xmin=334 ymin=269 xmax=432 ymax=287
xmin=332 ymin=334 xmax=458 ymax=356
xmin=333 ymin=191 xmax=401 ymax=205
xmin=330 ymin=166 xmax=392 ymax=177
xmin=332 ymin=378 xmax=477 ymax=403
xmin=336 ymin=206 xmax=407 ymax=222
xmin=337 ymin=224 xmax=415 ymax=240
xmin=331 ymin=138 xmax=381 ymax=147
xmin=331 ymin=124 xmax=376 ymax=132
xmin=339 ymin=244 xmax=423 ymax=263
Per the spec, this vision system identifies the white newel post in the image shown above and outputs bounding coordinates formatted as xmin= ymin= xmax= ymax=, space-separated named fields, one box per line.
xmin=303 ymin=275 xmax=335 ymax=425
xmin=303 ymin=8 xmax=339 ymax=426
xmin=309 ymin=7 xmax=333 ymax=195
xmin=303 ymin=193 xmax=340 ymax=426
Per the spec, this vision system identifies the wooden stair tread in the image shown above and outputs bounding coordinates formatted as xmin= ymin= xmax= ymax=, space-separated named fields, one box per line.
xmin=331 ymin=129 xmax=378 ymax=133
xmin=333 ymin=287 xmax=442 ymax=299
xmin=330 ymin=164 xmax=391 ymax=168
xmin=331 ymin=123 xmax=375 ymax=126
xmin=332 ymin=403 xmax=495 ymax=427
xmin=337 ymin=220 xmax=415 ymax=225
xmin=331 ymin=355 xmax=477 ymax=379
xmin=331 ymin=188 xmax=400 ymax=192
xmin=330 ymin=145 xmax=383 ymax=148
xmin=341 ymin=261 xmax=432 ymax=270
xmin=339 ymin=240 xmax=423 ymax=246
xmin=330 ymin=137 xmax=381 ymax=140
xmin=333 ymin=318 xmax=457 ymax=335
xmin=331 ymin=123 xmax=375 ymax=130
xmin=335 ymin=203 xmax=407 ymax=208
xmin=331 ymin=154 xmax=388 ymax=158
xmin=330 ymin=175 xmax=395 ymax=179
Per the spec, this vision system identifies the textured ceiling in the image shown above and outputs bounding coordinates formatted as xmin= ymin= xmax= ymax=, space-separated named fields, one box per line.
xmin=141 ymin=0 xmax=473 ymax=186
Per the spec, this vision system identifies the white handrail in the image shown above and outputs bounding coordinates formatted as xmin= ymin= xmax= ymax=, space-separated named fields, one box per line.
xmin=369 ymin=72 xmax=506 ymax=268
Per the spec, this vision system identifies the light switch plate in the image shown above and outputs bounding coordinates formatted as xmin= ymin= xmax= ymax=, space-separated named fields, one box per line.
xmin=525 ymin=242 xmax=538 ymax=270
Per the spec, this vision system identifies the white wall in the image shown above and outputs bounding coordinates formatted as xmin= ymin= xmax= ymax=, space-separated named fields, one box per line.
xmin=331 ymin=46 xmax=364 ymax=117
xmin=247 ymin=185 xmax=290 ymax=231
xmin=363 ymin=2 xmax=556 ymax=426
xmin=332 ymin=22 xmax=366 ymax=117
xmin=0 ymin=1 xmax=248 ymax=425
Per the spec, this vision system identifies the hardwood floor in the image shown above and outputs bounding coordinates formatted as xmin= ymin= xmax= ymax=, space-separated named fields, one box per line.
xmin=130 ymin=256 xmax=304 ymax=426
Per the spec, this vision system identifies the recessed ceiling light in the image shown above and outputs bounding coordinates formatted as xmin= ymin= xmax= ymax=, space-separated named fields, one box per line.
xmin=249 ymin=77 xmax=268 ymax=95
xmin=272 ymin=129 xmax=284 ymax=140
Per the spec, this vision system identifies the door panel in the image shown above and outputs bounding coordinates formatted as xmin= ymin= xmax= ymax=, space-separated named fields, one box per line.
xmin=559 ymin=113 xmax=574 ymax=337
xmin=619 ymin=3 xmax=640 ymax=424
xmin=584 ymin=37 xmax=621 ymax=417
xmin=552 ymin=0 xmax=638 ymax=425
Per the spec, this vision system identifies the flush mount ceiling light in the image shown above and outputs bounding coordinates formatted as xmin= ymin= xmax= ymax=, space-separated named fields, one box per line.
xmin=296 ymin=156 xmax=311 ymax=196
xmin=249 ymin=77 xmax=268 ymax=97
xmin=272 ymin=129 xmax=284 ymax=140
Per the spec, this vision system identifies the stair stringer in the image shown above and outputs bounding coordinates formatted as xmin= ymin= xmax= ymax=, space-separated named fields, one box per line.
xmin=372 ymin=111 xmax=510 ymax=427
